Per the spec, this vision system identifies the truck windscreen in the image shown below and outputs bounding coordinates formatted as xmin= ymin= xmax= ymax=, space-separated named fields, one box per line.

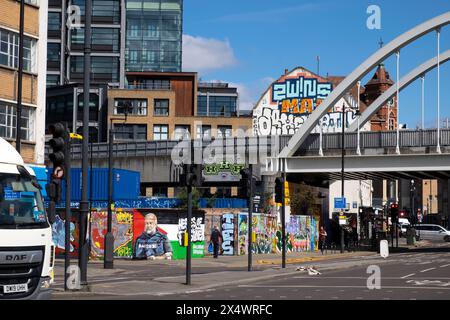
xmin=0 ymin=173 xmax=48 ymax=229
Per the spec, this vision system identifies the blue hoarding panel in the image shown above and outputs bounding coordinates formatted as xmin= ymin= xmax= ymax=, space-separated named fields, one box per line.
xmin=47 ymin=168 xmax=140 ymax=202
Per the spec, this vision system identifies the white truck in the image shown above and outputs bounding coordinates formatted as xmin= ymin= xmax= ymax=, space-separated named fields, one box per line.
xmin=0 ymin=138 xmax=54 ymax=299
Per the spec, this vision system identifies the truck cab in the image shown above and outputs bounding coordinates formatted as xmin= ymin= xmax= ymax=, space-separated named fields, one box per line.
xmin=0 ymin=138 xmax=54 ymax=299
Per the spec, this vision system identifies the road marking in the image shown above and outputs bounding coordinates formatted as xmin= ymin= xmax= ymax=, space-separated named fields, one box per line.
xmin=420 ymin=268 xmax=436 ymax=273
xmin=440 ymin=264 xmax=450 ymax=268
xmin=239 ymin=285 xmax=450 ymax=290
xmin=401 ymin=274 xmax=416 ymax=279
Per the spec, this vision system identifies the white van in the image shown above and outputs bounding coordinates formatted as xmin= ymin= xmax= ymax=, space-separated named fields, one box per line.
xmin=413 ymin=224 xmax=450 ymax=242
xmin=0 ymin=138 xmax=54 ymax=299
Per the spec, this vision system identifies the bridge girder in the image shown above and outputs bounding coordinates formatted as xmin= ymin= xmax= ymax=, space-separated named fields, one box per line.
xmin=279 ymin=12 xmax=450 ymax=158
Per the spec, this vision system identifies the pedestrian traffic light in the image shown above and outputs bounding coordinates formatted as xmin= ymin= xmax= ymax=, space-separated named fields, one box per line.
xmin=275 ymin=177 xmax=283 ymax=203
xmin=180 ymin=164 xmax=204 ymax=187
xmin=48 ymin=123 xmax=68 ymax=169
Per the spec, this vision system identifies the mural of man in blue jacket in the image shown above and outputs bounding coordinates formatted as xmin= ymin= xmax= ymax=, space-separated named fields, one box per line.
xmin=135 ymin=213 xmax=173 ymax=260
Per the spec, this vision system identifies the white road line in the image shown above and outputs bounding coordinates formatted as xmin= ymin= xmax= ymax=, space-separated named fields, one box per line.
xmin=401 ymin=274 xmax=416 ymax=279
xmin=440 ymin=264 xmax=450 ymax=268
xmin=420 ymin=268 xmax=437 ymax=273
xmin=239 ymin=285 xmax=450 ymax=290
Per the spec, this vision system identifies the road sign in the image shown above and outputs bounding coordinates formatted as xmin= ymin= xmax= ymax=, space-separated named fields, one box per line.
xmin=53 ymin=166 xmax=64 ymax=179
xmin=334 ymin=197 xmax=346 ymax=209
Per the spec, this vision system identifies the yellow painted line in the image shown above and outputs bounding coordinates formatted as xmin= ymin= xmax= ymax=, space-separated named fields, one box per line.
xmin=256 ymin=253 xmax=360 ymax=265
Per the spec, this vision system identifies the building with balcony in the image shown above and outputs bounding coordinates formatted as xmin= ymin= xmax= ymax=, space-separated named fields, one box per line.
xmin=0 ymin=0 xmax=48 ymax=164
xmin=107 ymin=73 xmax=252 ymax=142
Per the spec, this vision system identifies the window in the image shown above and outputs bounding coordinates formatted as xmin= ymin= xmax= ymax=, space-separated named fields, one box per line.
xmin=196 ymin=125 xmax=211 ymax=139
xmin=154 ymin=99 xmax=169 ymax=116
xmin=47 ymin=43 xmax=60 ymax=70
xmin=197 ymin=96 xmax=207 ymax=116
xmin=173 ymin=125 xmax=190 ymax=140
xmin=153 ymin=124 xmax=168 ymax=140
xmin=46 ymin=74 xmax=60 ymax=87
xmin=70 ymin=56 xmax=119 ymax=82
xmin=0 ymin=103 xmax=34 ymax=141
xmin=71 ymin=28 xmax=120 ymax=53
xmin=0 ymin=29 xmax=36 ymax=72
xmin=47 ymin=12 xmax=61 ymax=31
xmin=217 ymin=126 xmax=232 ymax=138
xmin=113 ymin=124 xmax=146 ymax=140
xmin=114 ymin=99 xmax=147 ymax=116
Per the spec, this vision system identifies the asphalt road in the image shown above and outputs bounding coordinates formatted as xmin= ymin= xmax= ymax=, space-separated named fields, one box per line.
xmin=162 ymin=242 xmax=450 ymax=301
xmin=53 ymin=241 xmax=450 ymax=300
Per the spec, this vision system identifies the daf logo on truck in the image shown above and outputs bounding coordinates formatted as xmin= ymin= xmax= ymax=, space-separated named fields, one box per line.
xmin=5 ymin=254 xmax=27 ymax=261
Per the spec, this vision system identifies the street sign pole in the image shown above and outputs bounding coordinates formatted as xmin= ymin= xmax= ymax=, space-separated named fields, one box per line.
xmin=64 ymin=126 xmax=71 ymax=291
xmin=248 ymin=164 xmax=253 ymax=272
xmin=281 ymin=161 xmax=286 ymax=269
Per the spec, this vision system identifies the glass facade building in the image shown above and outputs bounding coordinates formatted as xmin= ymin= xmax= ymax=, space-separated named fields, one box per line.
xmin=125 ymin=0 xmax=182 ymax=73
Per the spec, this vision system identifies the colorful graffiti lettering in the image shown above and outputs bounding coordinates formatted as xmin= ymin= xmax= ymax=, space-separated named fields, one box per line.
xmin=221 ymin=213 xmax=235 ymax=255
xmin=255 ymin=107 xmax=356 ymax=136
xmin=238 ymin=213 xmax=277 ymax=255
xmin=90 ymin=210 xmax=134 ymax=259
xmin=272 ymin=76 xmax=332 ymax=103
xmin=277 ymin=216 xmax=319 ymax=253
xmin=203 ymin=161 xmax=245 ymax=176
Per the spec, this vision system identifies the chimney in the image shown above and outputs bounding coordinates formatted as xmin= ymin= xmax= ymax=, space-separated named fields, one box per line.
xmin=284 ymin=68 xmax=289 ymax=75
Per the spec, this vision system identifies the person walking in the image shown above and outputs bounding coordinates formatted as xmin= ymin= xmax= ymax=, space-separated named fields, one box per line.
xmin=319 ymin=226 xmax=327 ymax=254
xmin=210 ymin=225 xmax=223 ymax=258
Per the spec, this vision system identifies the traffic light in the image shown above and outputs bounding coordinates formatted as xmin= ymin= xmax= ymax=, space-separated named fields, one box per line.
xmin=180 ymin=164 xmax=204 ymax=187
xmin=275 ymin=177 xmax=283 ymax=203
xmin=239 ymin=168 xmax=255 ymax=198
xmin=390 ymin=203 xmax=399 ymax=223
xmin=48 ymin=123 xmax=68 ymax=169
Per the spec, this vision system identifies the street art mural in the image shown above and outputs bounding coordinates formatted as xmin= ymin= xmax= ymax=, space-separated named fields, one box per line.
xmin=51 ymin=214 xmax=77 ymax=257
xmin=133 ymin=210 xmax=205 ymax=260
xmin=238 ymin=213 xmax=277 ymax=255
xmin=276 ymin=215 xmax=319 ymax=253
xmin=90 ymin=210 xmax=134 ymax=259
xmin=253 ymin=68 xmax=362 ymax=136
xmin=221 ymin=213 xmax=235 ymax=255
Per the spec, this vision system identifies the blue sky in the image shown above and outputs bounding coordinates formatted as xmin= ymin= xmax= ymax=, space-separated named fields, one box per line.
xmin=182 ymin=0 xmax=450 ymax=129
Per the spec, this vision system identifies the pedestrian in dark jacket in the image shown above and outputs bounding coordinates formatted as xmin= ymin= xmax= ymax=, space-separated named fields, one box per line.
xmin=210 ymin=225 xmax=223 ymax=258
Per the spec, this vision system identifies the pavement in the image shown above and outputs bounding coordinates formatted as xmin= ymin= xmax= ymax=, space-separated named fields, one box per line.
xmin=51 ymin=238 xmax=431 ymax=299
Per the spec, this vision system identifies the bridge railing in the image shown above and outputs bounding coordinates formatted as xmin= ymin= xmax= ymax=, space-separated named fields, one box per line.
xmin=297 ymin=129 xmax=450 ymax=153
xmin=44 ymin=129 xmax=450 ymax=160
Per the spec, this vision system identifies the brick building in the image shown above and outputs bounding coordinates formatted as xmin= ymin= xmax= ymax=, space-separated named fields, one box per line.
xmin=0 ymin=0 xmax=48 ymax=164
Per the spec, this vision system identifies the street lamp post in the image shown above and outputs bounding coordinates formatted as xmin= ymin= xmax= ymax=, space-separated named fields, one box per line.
xmin=341 ymin=103 xmax=346 ymax=253
xmin=104 ymin=105 xmax=130 ymax=269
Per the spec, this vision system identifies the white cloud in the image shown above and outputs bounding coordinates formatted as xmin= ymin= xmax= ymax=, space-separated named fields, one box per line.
xmin=182 ymin=35 xmax=237 ymax=73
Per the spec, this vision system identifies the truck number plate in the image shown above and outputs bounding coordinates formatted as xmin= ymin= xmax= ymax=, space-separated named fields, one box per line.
xmin=3 ymin=283 xmax=28 ymax=294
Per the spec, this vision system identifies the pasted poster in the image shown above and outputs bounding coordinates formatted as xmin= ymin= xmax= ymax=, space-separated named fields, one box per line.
xmin=133 ymin=210 xmax=205 ymax=260
xmin=90 ymin=210 xmax=134 ymax=259
xmin=51 ymin=214 xmax=78 ymax=258
xmin=221 ymin=213 xmax=235 ymax=255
